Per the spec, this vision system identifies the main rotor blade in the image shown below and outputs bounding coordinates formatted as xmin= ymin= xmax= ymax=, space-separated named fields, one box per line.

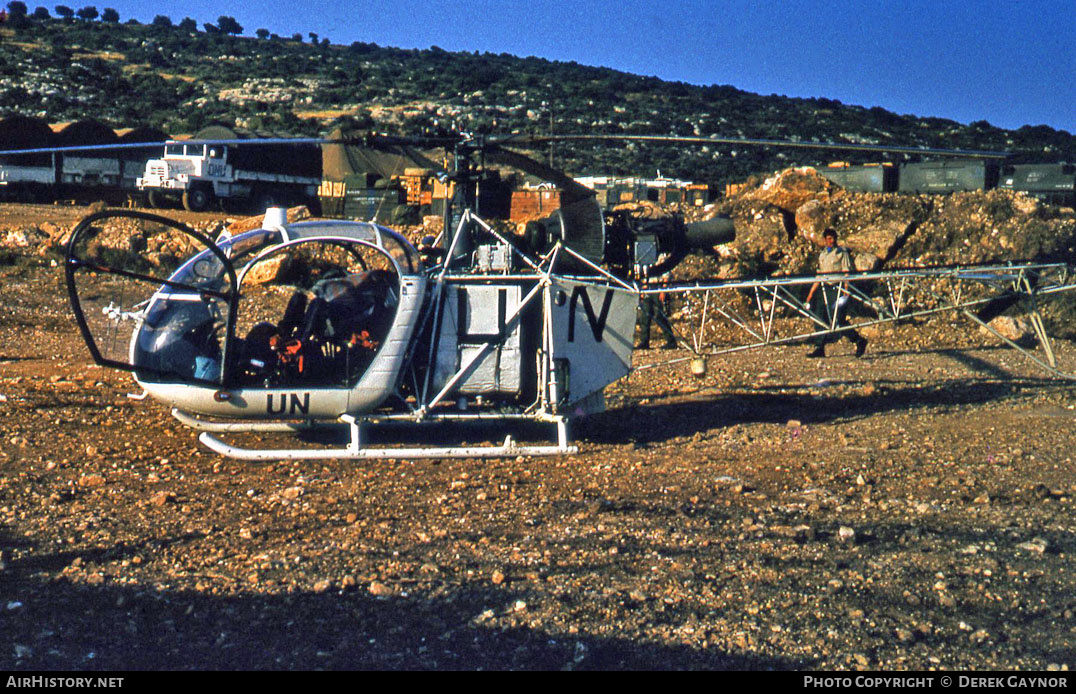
xmin=484 ymin=145 xmax=606 ymax=262
xmin=493 ymin=133 xmax=1010 ymax=159
xmin=0 ymin=131 xmax=1011 ymax=160
xmin=0 ymin=137 xmax=334 ymax=157
xmin=483 ymin=145 xmax=594 ymax=204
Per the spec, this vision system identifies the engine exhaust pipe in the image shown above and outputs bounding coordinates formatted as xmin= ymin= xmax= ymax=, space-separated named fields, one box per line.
xmin=684 ymin=215 xmax=735 ymax=247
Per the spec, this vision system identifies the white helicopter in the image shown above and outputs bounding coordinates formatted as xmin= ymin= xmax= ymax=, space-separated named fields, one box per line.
xmin=52 ymin=132 xmax=1076 ymax=459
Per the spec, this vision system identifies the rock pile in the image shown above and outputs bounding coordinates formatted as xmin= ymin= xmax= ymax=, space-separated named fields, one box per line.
xmin=0 ymin=205 xmax=314 ymax=261
xmin=689 ymin=166 xmax=1076 ymax=277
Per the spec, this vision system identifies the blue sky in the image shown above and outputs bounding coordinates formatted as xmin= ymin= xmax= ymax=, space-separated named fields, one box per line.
xmin=94 ymin=1 xmax=1075 ymax=133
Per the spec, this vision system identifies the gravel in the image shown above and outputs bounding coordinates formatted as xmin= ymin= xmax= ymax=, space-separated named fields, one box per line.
xmin=0 ymin=204 xmax=1075 ymax=670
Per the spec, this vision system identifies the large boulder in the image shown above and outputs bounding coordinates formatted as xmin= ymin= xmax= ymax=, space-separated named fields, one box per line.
xmin=979 ymin=315 xmax=1036 ymax=345
xmin=803 ymin=192 xmax=931 ymax=259
xmin=794 ymin=199 xmax=831 ymax=244
xmin=734 ymin=210 xmax=788 ymax=264
xmin=244 ymin=255 xmax=291 ymax=285
xmin=843 ymin=219 xmax=917 ymax=265
xmin=225 ymin=205 xmax=313 ymax=236
xmin=742 ymin=167 xmax=836 ymax=214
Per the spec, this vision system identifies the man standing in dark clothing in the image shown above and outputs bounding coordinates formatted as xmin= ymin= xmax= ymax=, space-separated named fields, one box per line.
xmin=805 ymin=228 xmax=867 ymax=358
xmin=636 ymin=275 xmax=678 ymax=350
xmin=637 ymin=293 xmax=677 ymax=349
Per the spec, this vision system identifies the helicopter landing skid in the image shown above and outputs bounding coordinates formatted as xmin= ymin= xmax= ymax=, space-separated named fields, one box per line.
xmin=173 ymin=409 xmax=577 ymax=460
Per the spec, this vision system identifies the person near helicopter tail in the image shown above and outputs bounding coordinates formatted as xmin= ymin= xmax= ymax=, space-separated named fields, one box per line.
xmin=804 ymin=228 xmax=867 ymax=358
xmin=636 ymin=274 xmax=678 ymax=350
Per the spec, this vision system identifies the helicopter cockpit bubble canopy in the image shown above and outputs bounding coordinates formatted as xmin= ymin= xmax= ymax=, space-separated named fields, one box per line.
xmin=66 ymin=211 xmax=423 ymax=406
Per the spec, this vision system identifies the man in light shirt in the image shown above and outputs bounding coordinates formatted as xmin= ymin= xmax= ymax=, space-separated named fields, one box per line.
xmin=805 ymin=228 xmax=867 ymax=358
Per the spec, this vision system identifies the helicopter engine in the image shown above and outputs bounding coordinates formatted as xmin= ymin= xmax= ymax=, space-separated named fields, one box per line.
xmin=603 ymin=210 xmax=736 ymax=279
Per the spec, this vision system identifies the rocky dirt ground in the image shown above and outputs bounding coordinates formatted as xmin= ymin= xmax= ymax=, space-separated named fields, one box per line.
xmin=1 ymin=200 xmax=1075 ymax=671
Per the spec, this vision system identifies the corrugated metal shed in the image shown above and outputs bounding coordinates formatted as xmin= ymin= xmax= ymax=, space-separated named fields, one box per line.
xmin=818 ymin=163 xmax=897 ymax=192
xmin=998 ymin=163 xmax=1076 ymax=205
xmin=898 ymin=161 xmax=998 ymax=193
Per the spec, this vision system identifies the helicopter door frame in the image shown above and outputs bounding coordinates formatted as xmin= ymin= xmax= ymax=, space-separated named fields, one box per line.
xmin=65 ymin=209 xmax=239 ymax=385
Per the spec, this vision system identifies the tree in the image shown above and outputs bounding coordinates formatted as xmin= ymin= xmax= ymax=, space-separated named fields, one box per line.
xmin=75 ymin=5 xmax=97 ymax=20
xmin=292 ymin=32 xmax=302 ymax=42
xmin=4 ymin=2 xmax=28 ymax=28
xmin=100 ymin=6 xmax=117 ymax=22
xmin=54 ymin=5 xmax=73 ymax=19
xmin=216 ymin=15 xmax=242 ymax=35
xmin=178 ymin=16 xmax=196 ymax=31
xmin=5 ymin=0 xmax=28 ymax=28
xmin=151 ymin=14 xmax=171 ymax=27
xmin=255 ymin=27 xmax=269 ymax=40
xmin=32 ymin=6 xmax=49 ymax=19
xmin=308 ymin=32 xmax=318 ymax=44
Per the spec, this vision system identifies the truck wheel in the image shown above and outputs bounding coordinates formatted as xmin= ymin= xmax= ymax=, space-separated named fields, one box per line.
xmin=183 ymin=187 xmax=213 ymax=212
xmin=146 ymin=190 xmax=167 ymax=209
xmin=253 ymin=190 xmax=280 ymax=214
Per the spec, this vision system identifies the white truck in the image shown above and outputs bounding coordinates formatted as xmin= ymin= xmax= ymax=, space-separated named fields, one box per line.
xmin=137 ymin=126 xmax=322 ymax=212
